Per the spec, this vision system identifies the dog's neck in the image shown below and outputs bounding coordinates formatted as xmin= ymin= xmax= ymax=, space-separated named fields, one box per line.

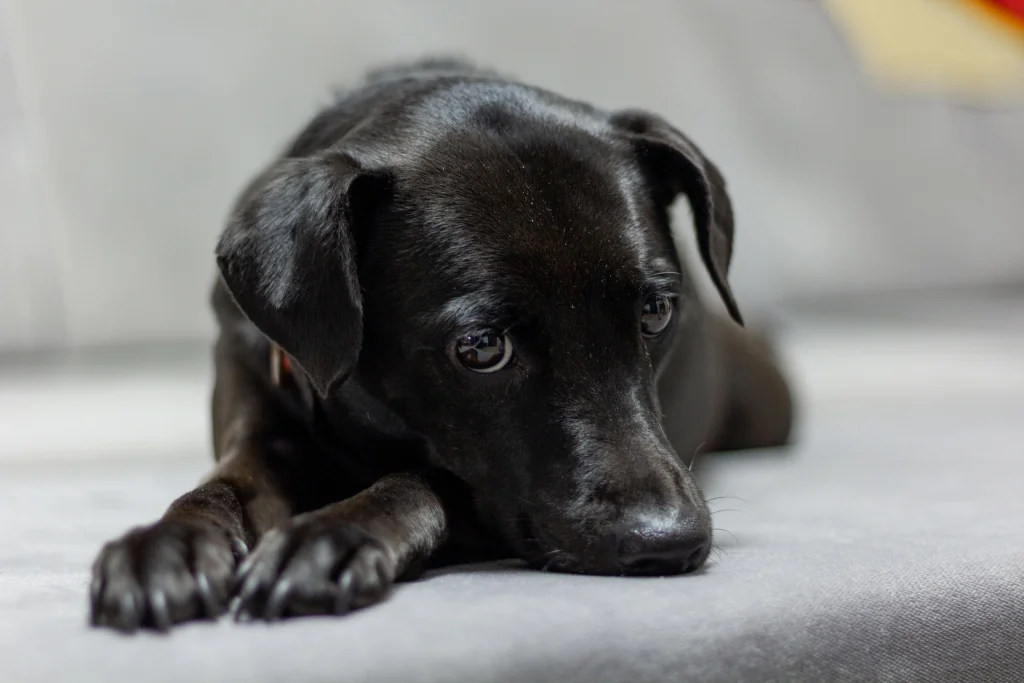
xmin=270 ymin=342 xmax=422 ymax=449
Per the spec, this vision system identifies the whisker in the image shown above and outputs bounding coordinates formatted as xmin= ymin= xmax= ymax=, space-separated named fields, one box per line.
xmin=705 ymin=496 xmax=750 ymax=504
xmin=515 ymin=495 xmax=538 ymax=510
xmin=688 ymin=441 xmax=708 ymax=472
xmin=711 ymin=508 xmax=743 ymax=516
xmin=541 ymin=551 xmax=566 ymax=572
xmin=713 ymin=528 xmax=739 ymax=544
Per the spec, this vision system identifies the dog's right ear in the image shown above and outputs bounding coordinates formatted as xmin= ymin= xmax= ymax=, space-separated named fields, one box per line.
xmin=215 ymin=152 xmax=385 ymax=397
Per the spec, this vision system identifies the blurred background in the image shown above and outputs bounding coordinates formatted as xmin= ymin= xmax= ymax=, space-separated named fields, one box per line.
xmin=0 ymin=0 xmax=1022 ymax=459
xmin=2 ymin=0 xmax=1024 ymax=352
xmin=1 ymin=2 xmax=1024 ymax=679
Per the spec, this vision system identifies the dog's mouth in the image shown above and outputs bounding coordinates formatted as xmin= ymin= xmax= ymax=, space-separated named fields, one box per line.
xmin=512 ymin=510 xmax=711 ymax=577
xmin=513 ymin=514 xmax=625 ymax=575
xmin=514 ymin=515 xmax=578 ymax=572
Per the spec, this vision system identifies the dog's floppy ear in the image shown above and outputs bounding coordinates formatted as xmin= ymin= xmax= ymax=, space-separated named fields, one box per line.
xmin=216 ymin=152 xmax=383 ymax=396
xmin=611 ymin=110 xmax=743 ymax=326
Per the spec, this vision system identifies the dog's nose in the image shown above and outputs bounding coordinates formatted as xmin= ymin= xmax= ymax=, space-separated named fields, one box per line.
xmin=614 ymin=509 xmax=710 ymax=576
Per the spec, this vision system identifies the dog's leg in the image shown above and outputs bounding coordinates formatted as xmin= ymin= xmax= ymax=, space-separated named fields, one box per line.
xmin=89 ymin=335 xmax=334 ymax=632
xmin=229 ymin=468 xmax=462 ymax=621
xmin=707 ymin=316 xmax=795 ymax=452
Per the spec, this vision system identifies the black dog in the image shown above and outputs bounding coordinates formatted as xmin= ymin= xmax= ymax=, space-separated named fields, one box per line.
xmin=90 ymin=59 xmax=793 ymax=632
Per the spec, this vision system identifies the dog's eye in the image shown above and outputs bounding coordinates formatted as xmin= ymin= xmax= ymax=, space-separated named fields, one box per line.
xmin=641 ymin=295 xmax=673 ymax=337
xmin=455 ymin=331 xmax=514 ymax=373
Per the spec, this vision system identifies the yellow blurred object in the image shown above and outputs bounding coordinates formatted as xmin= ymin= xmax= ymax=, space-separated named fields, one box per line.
xmin=824 ymin=0 xmax=1024 ymax=101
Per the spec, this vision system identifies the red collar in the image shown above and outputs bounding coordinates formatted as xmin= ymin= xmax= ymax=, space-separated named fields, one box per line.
xmin=270 ymin=344 xmax=316 ymax=413
xmin=269 ymin=343 xmax=292 ymax=387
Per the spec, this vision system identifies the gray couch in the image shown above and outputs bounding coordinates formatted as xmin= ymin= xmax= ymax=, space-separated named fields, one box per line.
xmin=2 ymin=311 xmax=1023 ymax=683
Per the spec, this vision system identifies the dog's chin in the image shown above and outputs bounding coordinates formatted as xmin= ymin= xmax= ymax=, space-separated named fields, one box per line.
xmin=525 ymin=550 xmax=708 ymax=577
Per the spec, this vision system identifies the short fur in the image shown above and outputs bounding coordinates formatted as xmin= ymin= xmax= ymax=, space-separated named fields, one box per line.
xmin=90 ymin=59 xmax=793 ymax=632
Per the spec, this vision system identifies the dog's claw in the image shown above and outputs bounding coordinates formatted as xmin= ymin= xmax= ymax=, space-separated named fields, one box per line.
xmin=232 ymin=576 xmax=260 ymax=619
xmin=368 ymin=555 xmax=390 ymax=603
xmin=334 ymin=570 xmax=355 ymax=615
xmin=115 ymin=590 xmax=141 ymax=633
xmin=89 ymin=521 xmax=238 ymax=632
xmin=148 ymin=589 xmax=172 ymax=632
xmin=228 ymin=596 xmax=245 ymax=621
xmin=234 ymin=554 xmax=256 ymax=585
xmin=195 ymin=572 xmax=221 ymax=619
xmin=264 ymin=578 xmax=294 ymax=620
xmin=229 ymin=596 xmax=250 ymax=622
xmin=230 ymin=537 xmax=250 ymax=563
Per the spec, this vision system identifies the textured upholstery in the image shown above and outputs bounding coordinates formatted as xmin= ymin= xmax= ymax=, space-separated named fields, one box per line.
xmin=2 ymin=319 xmax=1022 ymax=682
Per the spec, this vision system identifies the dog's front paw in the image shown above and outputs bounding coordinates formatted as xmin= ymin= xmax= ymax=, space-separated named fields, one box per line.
xmin=230 ymin=514 xmax=395 ymax=621
xmin=90 ymin=521 xmax=246 ymax=633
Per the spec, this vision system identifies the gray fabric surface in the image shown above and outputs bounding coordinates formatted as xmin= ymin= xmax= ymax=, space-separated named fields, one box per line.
xmin=2 ymin=320 xmax=1023 ymax=682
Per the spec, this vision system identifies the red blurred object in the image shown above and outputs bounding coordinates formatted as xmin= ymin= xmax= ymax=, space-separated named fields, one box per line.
xmin=966 ymin=0 xmax=1024 ymax=34
xmin=987 ymin=0 xmax=1024 ymax=21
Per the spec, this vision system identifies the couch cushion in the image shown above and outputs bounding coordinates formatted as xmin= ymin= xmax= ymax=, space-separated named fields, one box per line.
xmin=1 ymin=321 xmax=1022 ymax=682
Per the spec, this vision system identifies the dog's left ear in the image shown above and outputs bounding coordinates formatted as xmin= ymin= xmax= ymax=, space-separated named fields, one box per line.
xmin=216 ymin=151 xmax=387 ymax=396
xmin=611 ymin=110 xmax=743 ymax=326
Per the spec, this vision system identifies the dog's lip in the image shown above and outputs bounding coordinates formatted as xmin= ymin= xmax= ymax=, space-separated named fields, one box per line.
xmin=515 ymin=515 xmax=569 ymax=569
xmin=514 ymin=515 xmax=593 ymax=573
xmin=514 ymin=515 xmax=541 ymax=555
xmin=527 ymin=551 xmax=581 ymax=573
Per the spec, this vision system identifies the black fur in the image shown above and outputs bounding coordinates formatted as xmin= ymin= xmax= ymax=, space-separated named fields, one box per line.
xmin=89 ymin=59 xmax=793 ymax=632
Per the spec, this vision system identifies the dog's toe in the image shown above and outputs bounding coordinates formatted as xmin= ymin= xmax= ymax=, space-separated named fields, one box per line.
xmin=336 ymin=543 xmax=393 ymax=613
xmin=89 ymin=521 xmax=239 ymax=632
xmin=231 ymin=514 xmax=395 ymax=621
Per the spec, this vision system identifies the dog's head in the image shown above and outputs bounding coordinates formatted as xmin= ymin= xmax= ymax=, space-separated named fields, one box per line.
xmin=217 ymin=85 xmax=741 ymax=576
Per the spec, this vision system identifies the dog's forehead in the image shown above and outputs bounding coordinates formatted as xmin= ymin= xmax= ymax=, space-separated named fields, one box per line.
xmin=402 ymin=128 xmax=664 ymax=301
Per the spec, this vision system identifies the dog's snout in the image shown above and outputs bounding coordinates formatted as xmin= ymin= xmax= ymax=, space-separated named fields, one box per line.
xmin=614 ymin=509 xmax=710 ymax=576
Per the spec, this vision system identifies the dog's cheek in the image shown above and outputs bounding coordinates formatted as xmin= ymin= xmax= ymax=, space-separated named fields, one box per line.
xmin=376 ymin=355 xmax=535 ymax=503
xmin=436 ymin=414 xmax=531 ymax=502
xmin=367 ymin=349 xmax=446 ymax=418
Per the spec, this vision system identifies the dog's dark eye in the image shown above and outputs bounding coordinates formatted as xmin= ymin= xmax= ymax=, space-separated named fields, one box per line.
xmin=455 ymin=331 xmax=514 ymax=373
xmin=641 ymin=295 xmax=673 ymax=337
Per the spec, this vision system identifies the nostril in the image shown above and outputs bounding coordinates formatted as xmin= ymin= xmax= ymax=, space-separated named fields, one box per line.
xmin=620 ymin=544 xmax=706 ymax=576
xmin=616 ymin=520 xmax=710 ymax=576
xmin=622 ymin=555 xmax=678 ymax=576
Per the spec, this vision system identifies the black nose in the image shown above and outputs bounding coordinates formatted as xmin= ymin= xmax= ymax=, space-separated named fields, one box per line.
xmin=614 ymin=510 xmax=710 ymax=576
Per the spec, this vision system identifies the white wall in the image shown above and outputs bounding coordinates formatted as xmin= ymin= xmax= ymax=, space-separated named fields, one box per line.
xmin=1 ymin=0 xmax=1022 ymax=350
